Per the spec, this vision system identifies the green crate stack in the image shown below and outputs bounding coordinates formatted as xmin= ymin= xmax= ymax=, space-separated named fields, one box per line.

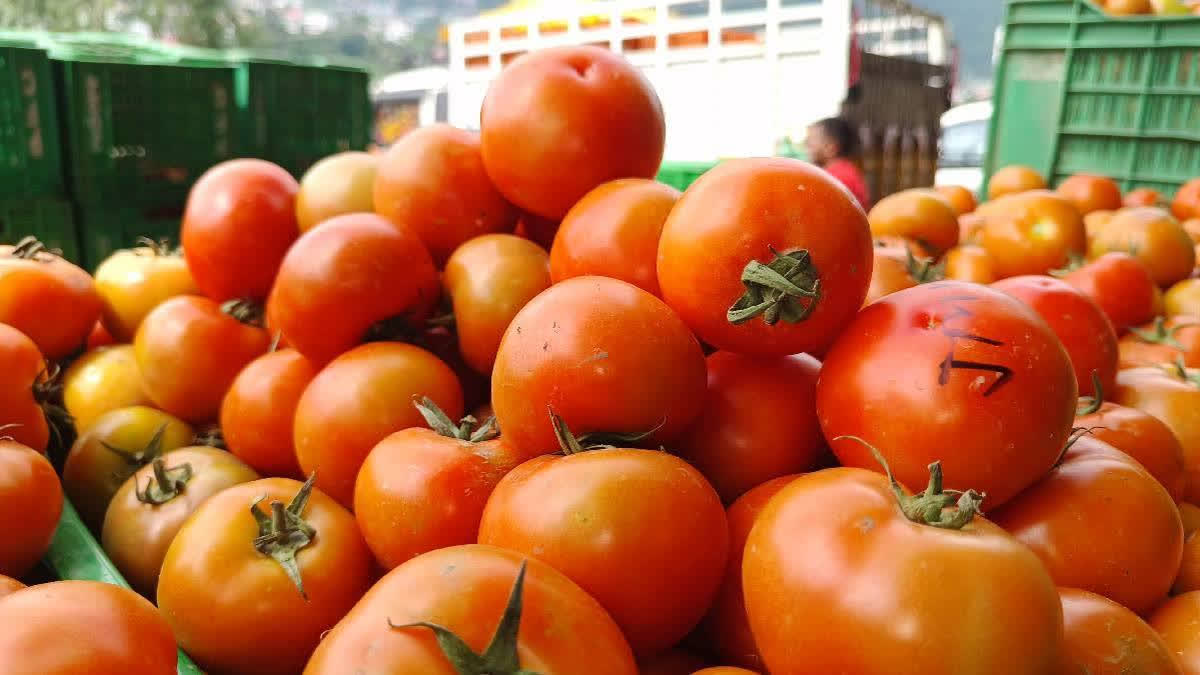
xmin=0 ymin=197 xmax=80 ymax=263
xmin=0 ymin=41 xmax=64 ymax=199
xmin=985 ymin=0 xmax=1200 ymax=198
xmin=656 ymin=161 xmax=718 ymax=192
xmin=74 ymin=202 xmax=183 ymax=272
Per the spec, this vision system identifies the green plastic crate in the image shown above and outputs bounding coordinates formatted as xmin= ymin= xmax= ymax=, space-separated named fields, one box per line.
xmin=0 ymin=198 xmax=80 ymax=263
xmin=0 ymin=42 xmax=64 ymax=198
xmin=985 ymin=0 xmax=1200 ymax=197
xmin=656 ymin=161 xmax=718 ymax=192
xmin=75 ymin=201 xmax=182 ymax=272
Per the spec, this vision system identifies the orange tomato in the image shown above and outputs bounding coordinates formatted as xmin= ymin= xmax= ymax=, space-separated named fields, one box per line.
xmin=0 ymin=439 xmax=62 ymax=577
xmin=1056 ymin=174 xmax=1122 ymax=215
xmin=1182 ymin=502 xmax=1200 ymax=536
xmin=1076 ymin=401 xmax=1187 ymax=501
xmin=638 ymin=650 xmax=710 ymax=675
xmin=1115 ymin=363 xmax=1200 ymax=503
xmin=0 ymin=238 xmax=102 ymax=360
xmin=959 ymin=212 xmax=987 ymax=244
xmin=1118 ymin=316 xmax=1200 ymax=369
xmin=1125 ymin=187 xmax=1164 ymax=207
xmin=1089 ymin=207 xmax=1196 ymax=287
xmin=220 ymin=348 xmax=316 ymax=479
xmin=1083 ymin=209 xmax=1116 ymax=240
xmin=1172 ymin=177 xmax=1200 ymax=220
xmin=691 ymin=669 xmax=759 ymax=675
xmin=93 ymin=240 xmax=198 ymax=342
xmin=988 ymin=165 xmax=1046 ymax=200
xmin=1058 ymin=587 xmax=1181 ymax=674
xmin=867 ymin=188 xmax=960 ymax=255
xmin=934 ymin=184 xmax=977 ymax=215
xmin=1150 ymin=591 xmax=1200 ymax=672
xmin=0 ymin=323 xmax=51 ymax=453
xmin=943 ymin=245 xmax=996 ymax=283
xmin=1183 ymin=217 xmax=1200 ymax=244
xmin=864 ymin=243 xmax=942 ymax=305
xmin=981 ymin=190 xmax=1087 ymax=277
xmin=1062 ymin=252 xmax=1159 ymax=331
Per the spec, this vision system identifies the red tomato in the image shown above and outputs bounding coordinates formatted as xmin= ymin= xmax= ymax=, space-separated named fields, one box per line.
xmin=1077 ymin=401 xmax=1187 ymax=501
xmin=1119 ymin=315 xmax=1200 ymax=369
xmin=676 ymin=352 xmax=822 ymax=502
xmin=1115 ymin=364 xmax=1200 ymax=502
xmin=295 ymin=342 xmax=463 ymax=506
xmin=134 ymin=295 xmax=270 ymax=424
xmin=991 ymin=437 xmax=1183 ymax=615
xmin=374 ymin=124 xmax=518 ymax=265
xmin=657 ymin=158 xmax=873 ymax=357
xmin=86 ymin=320 xmax=114 ymax=350
xmin=1173 ymin=177 xmax=1200 ymax=221
xmin=220 ymin=348 xmax=316 ymax=478
xmin=0 ymin=238 xmax=101 ymax=360
xmin=867 ymin=188 xmax=960 ymax=255
xmin=480 ymin=46 xmax=665 ymax=220
xmin=1150 ymin=591 xmax=1200 ymax=672
xmin=268 ymin=212 xmax=439 ymax=364
xmin=490 ymin=276 xmax=706 ymax=459
xmin=157 ymin=476 xmax=373 ymax=675
xmin=1126 ymin=187 xmax=1164 ymax=208
xmin=1057 ymin=174 xmax=1123 ymax=215
xmin=980 ymin=190 xmax=1087 ymax=278
xmin=988 ymin=165 xmax=1046 ymax=200
xmin=304 ymin=545 xmax=638 ymax=674
xmin=818 ymin=281 xmax=1078 ymax=507
xmin=0 ymin=580 xmax=177 ymax=675
xmin=181 ymin=158 xmax=299 ymax=302
xmin=549 ymin=178 xmax=680 ymax=296
xmin=1058 ymin=587 xmax=1181 ymax=674
xmin=0 ymin=439 xmax=62 ymax=577
xmin=743 ymin=463 xmax=1063 ymax=674
xmin=1062 ymin=252 xmax=1159 ymax=331
xmin=0 ymin=324 xmax=51 ymax=453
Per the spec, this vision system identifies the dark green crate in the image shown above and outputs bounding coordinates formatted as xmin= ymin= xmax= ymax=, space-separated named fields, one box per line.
xmin=75 ymin=201 xmax=183 ymax=272
xmin=0 ymin=42 xmax=64 ymax=198
xmin=656 ymin=161 xmax=718 ymax=192
xmin=0 ymin=198 xmax=80 ymax=263
xmin=985 ymin=0 xmax=1200 ymax=198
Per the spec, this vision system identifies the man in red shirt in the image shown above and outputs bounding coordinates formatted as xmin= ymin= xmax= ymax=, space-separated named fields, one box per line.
xmin=804 ymin=117 xmax=870 ymax=209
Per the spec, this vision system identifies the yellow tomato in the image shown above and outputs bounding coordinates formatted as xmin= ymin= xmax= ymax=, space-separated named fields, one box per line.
xmin=94 ymin=243 xmax=198 ymax=342
xmin=62 ymin=345 xmax=151 ymax=433
xmin=1166 ymin=278 xmax=1200 ymax=318
xmin=295 ymin=151 xmax=378 ymax=232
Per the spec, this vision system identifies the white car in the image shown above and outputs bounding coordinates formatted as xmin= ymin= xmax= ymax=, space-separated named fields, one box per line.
xmin=935 ymin=100 xmax=992 ymax=196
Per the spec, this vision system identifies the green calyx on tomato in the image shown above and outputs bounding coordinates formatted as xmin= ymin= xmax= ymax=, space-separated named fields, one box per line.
xmin=837 ymin=435 xmax=984 ymax=530
xmin=250 ymin=472 xmax=317 ymax=599
xmin=100 ymin=423 xmax=170 ymax=480
xmin=1076 ymin=371 xmax=1106 ymax=416
xmin=903 ymin=247 xmax=945 ymax=285
xmin=727 ymin=246 xmax=822 ymax=326
xmin=415 ymin=396 xmax=499 ymax=443
xmin=132 ymin=236 xmax=179 ymax=257
xmin=32 ymin=363 xmax=72 ymax=451
xmin=6 ymin=235 xmax=61 ymax=262
xmin=134 ymin=457 xmax=194 ymax=505
xmin=1049 ymin=251 xmax=1086 ymax=278
xmin=1129 ymin=316 xmax=1197 ymax=350
xmin=192 ymin=424 xmax=226 ymax=449
xmin=388 ymin=560 xmax=543 ymax=675
xmin=1167 ymin=358 xmax=1200 ymax=388
xmin=219 ymin=298 xmax=265 ymax=327
xmin=548 ymin=408 xmax=663 ymax=455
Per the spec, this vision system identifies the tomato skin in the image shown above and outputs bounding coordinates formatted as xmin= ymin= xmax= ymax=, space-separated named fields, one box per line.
xmin=0 ymin=576 xmax=22 ymax=599
xmin=1172 ymin=177 xmax=1200 ymax=221
xmin=220 ymin=348 xmax=316 ymax=479
xmin=374 ymin=125 xmax=517 ymax=265
xmin=549 ymin=178 xmax=680 ymax=296
xmin=934 ymin=184 xmax=977 ymax=215
xmin=157 ymin=477 xmax=373 ymax=675
xmin=988 ymin=165 xmax=1046 ymax=200
xmin=657 ymin=158 xmax=873 ymax=357
xmin=0 ymin=580 xmax=177 ymax=675
xmin=1166 ymin=279 xmax=1200 ymax=317
xmin=86 ymin=320 xmax=114 ymax=349
xmin=1150 ymin=592 xmax=1200 ymax=673
xmin=1057 ymin=174 xmax=1123 ymax=215
xmin=944 ymin=245 xmax=996 ymax=284
xmin=1118 ymin=316 xmax=1200 ymax=369
xmin=1063 ymin=252 xmax=1159 ymax=331
xmin=1182 ymin=503 xmax=1200 ymax=536
xmin=354 ymin=428 xmax=522 ymax=570
xmin=743 ymin=467 xmax=1063 ymax=675
xmin=818 ymin=281 xmax=1078 ymax=507
xmin=1077 ymin=401 xmax=1187 ymax=501
xmin=1058 ymin=587 xmax=1182 ymax=675
xmin=1127 ymin=187 xmax=1164 ymax=208
xmin=135 ymin=295 xmax=270 ymax=423
xmin=444 ymin=234 xmax=551 ymax=375
xmin=1115 ymin=365 xmax=1200 ymax=502
xmin=295 ymin=342 xmax=463 ymax=506
xmin=981 ymin=190 xmax=1087 ymax=277
xmin=295 ymin=151 xmax=377 ymax=232
xmin=867 ymin=188 xmax=960 ymax=255
xmin=101 ymin=446 xmax=259 ymax=596
xmin=304 ymin=544 xmax=638 ymax=675
xmin=181 ymin=158 xmax=299 ymax=302
xmin=269 ymin=212 xmax=439 ymax=365
xmin=490 ymin=276 xmax=706 ymax=458
xmin=0 ymin=440 xmax=62 ymax=577
xmin=62 ymin=345 xmax=151 ymax=433
xmin=1090 ymin=207 xmax=1196 ymax=287
xmin=93 ymin=244 xmax=198 ymax=342
xmin=691 ymin=669 xmax=758 ymax=675
xmin=0 ymin=323 xmax=50 ymax=453
xmin=478 ymin=448 xmax=729 ymax=655
xmin=480 ymin=46 xmax=665 ymax=220
xmin=676 ymin=352 xmax=822 ymax=503
xmin=0 ymin=244 xmax=101 ymax=360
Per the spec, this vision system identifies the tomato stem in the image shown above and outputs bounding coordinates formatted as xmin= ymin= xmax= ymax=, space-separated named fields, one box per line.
xmin=250 ymin=473 xmax=318 ymax=600
xmin=727 ymin=246 xmax=822 ymax=326
xmin=99 ymin=423 xmax=169 ymax=469
xmin=1075 ymin=371 xmax=1105 ymax=416
xmin=415 ymin=396 xmax=499 ymax=442
xmin=1168 ymin=357 xmax=1200 ymax=388
xmin=32 ymin=363 xmax=73 ymax=455
xmin=7 ymin=236 xmax=61 ymax=262
xmin=1129 ymin=316 xmax=1196 ymax=350
xmin=1049 ymin=251 xmax=1085 ymax=278
xmin=904 ymin=246 xmax=945 ymax=284
xmin=220 ymin=298 xmax=265 ymax=327
xmin=547 ymin=408 xmax=663 ymax=455
xmin=133 ymin=236 xmax=176 ymax=257
xmin=135 ymin=458 xmax=194 ymax=505
xmin=193 ymin=425 xmax=226 ymax=449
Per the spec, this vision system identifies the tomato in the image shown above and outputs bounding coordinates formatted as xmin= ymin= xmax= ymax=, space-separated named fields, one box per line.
xmin=1058 ymin=587 xmax=1181 ymax=675
xmin=1183 ymin=217 xmax=1200 ymax=244
xmin=0 ymin=580 xmax=177 ymax=675
xmin=1174 ymin=531 xmax=1200 ymax=594
xmin=304 ymin=544 xmax=638 ymax=674
xmin=676 ymin=352 xmax=821 ymax=502
xmin=934 ymin=184 xmax=977 ymax=215
xmin=269 ymin=212 xmax=439 ymax=364
xmin=480 ymin=46 xmax=665 ymax=220
xmin=219 ymin=348 xmax=315 ymax=479
xmin=444 ymin=234 xmax=551 ymax=375
xmin=818 ymin=281 xmax=1077 ymax=507
xmin=62 ymin=345 xmax=151 ymax=433
xmin=1183 ymin=502 xmax=1200 ymax=536
xmin=692 ymin=669 xmax=758 ymax=675
xmin=0 ymin=323 xmax=51 ymax=453
xmin=0 ymin=238 xmax=101 ymax=360
xmin=991 ymin=437 xmax=1183 ymax=615
xmin=549 ymin=178 xmax=680 ymax=296
xmin=943 ymin=245 xmax=996 ymax=283
xmin=355 ymin=401 xmax=521 ymax=570
xmin=1150 ymin=592 xmax=1200 ymax=672
xmin=1076 ymin=401 xmax=1187 ymax=501
xmin=1063 ymin=252 xmax=1158 ymax=330
xmin=988 ymin=164 xmax=1046 ymax=200
xmin=992 ymin=275 xmax=1118 ymax=397
xmin=639 ymin=650 xmax=711 ymax=675
xmin=86 ymin=320 xmax=114 ymax=350
xmin=867 ymin=188 xmax=960 ymax=255
xmin=295 ymin=341 xmax=463 ymax=506
xmin=374 ymin=124 xmax=518 ymax=265
xmin=959 ymin=212 xmax=987 ymax=244
xmin=1173 ymin=177 xmax=1200 ymax=220
xmin=181 ymin=158 xmax=299 ymax=302
xmin=1167 ymin=278 xmax=1200 ymax=316
xmin=295 ymin=151 xmax=377 ymax=232
xmin=1090 ymin=207 xmax=1196 ymax=286
xmin=157 ymin=476 xmax=372 ymax=675
xmin=0 ymin=439 xmax=62 ymax=577
xmin=93 ymin=240 xmax=198 ymax=342
xmin=491 ymin=276 xmax=706 ymax=458
xmin=1083 ymin=209 xmax=1116 ymax=240
xmin=1115 ymin=364 xmax=1200 ymax=502
xmin=872 ymin=235 xmax=932 ymax=259
xmin=1056 ymin=173 xmax=1123 ymax=215
xmin=101 ymin=446 xmax=259 ymax=596
xmin=478 ymin=420 xmax=728 ymax=655
xmin=62 ymin=405 xmax=194 ymax=529
xmin=135 ymin=295 xmax=270 ymax=423
xmin=865 ymin=245 xmax=942 ymax=305
xmin=981 ymin=190 xmax=1087 ymax=277
xmin=1126 ymin=187 xmax=1164 ymax=207
xmin=0 ymin=576 xmax=22 ymax=600
xmin=743 ymin=462 xmax=1063 ymax=674
xmin=657 ymin=158 xmax=873 ymax=357
xmin=1118 ymin=316 xmax=1200 ymax=369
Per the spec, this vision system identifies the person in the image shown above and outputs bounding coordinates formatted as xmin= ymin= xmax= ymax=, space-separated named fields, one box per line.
xmin=805 ymin=117 xmax=870 ymax=209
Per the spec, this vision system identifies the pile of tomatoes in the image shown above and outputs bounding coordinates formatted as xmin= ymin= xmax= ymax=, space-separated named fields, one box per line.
xmin=4 ymin=44 xmax=1200 ymax=675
